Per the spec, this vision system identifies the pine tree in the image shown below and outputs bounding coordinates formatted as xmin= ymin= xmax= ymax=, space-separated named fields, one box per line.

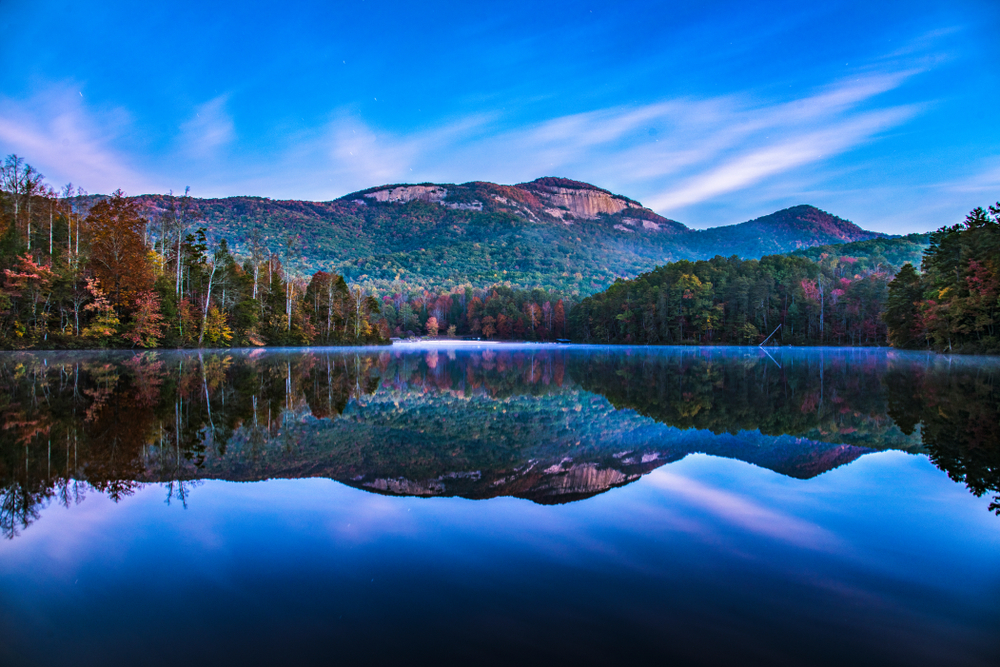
xmin=885 ymin=263 xmax=925 ymax=349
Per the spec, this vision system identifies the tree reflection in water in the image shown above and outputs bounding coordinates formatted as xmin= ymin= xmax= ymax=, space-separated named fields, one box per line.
xmin=0 ymin=349 xmax=382 ymax=537
xmin=884 ymin=357 xmax=1000 ymax=514
xmin=1 ymin=346 xmax=998 ymax=538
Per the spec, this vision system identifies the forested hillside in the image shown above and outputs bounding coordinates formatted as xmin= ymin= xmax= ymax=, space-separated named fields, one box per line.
xmin=791 ymin=233 xmax=930 ymax=269
xmin=567 ymin=235 xmax=928 ymax=346
xmin=121 ymin=177 xmax=884 ymax=297
xmin=683 ymin=205 xmax=887 ymax=258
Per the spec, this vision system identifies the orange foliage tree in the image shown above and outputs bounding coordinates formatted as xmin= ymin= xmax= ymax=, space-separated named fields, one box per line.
xmin=123 ymin=291 xmax=166 ymax=348
xmin=86 ymin=190 xmax=153 ymax=308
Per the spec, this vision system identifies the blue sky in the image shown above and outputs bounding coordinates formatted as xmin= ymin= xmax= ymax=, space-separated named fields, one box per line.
xmin=0 ymin=0 xmax=997 ymax=233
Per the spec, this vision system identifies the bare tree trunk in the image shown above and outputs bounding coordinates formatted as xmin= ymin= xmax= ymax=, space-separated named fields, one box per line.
xmin=354 ymin=288 xmax=363 ymax=338
xmin=175 ymin=228 xmax=183 ymax=297
xmin=198 ymin=263 xmax=217 ymax=347
xmin=819 ymin=277 xmax=825 ymax=344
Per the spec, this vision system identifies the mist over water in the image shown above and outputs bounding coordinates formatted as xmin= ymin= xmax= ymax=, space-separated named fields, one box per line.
xmin=1 ymin=345 xmax=998 ymax=665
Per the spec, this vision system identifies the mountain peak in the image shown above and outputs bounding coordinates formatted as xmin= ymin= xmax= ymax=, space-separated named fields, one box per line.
xmin=344 ymin=177 xmax=684 ymax=230
xmin=518 ymin=176 xmax=613 ymax=194
xmin=680 ymin=204 xmax=883 ymax=258
xmin=744 ymin=205 xmax=882 ymax=244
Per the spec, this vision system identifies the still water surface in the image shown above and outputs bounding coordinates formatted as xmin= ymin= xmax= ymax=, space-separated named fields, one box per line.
xmin=1 ymin=345 xmax=998 ymax=665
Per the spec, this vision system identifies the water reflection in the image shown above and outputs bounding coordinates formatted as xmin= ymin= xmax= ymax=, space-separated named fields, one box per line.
xmin=2 ymin=345 xmax=998 ymax=538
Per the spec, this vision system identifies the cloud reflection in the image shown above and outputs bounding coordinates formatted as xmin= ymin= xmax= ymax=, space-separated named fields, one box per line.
xmin=646 ymin=467 xmax=843 ymax=552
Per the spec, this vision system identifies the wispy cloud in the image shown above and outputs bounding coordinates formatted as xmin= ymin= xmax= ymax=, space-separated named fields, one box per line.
xmin=0 ymin=65 xmax=923 ymax=216
xmin=178 ymin=96 xmax=236 ymax=159
xmin=0 ymin=85 xmax=151 ymax=193
xmin=466 ymin=70 xmax=922 ymax=214
xmin=940 ymin=162 xmax=1000 ymax=196
xmin=645 ymin=105 xmax=919 ymax=210
xmin=270 ymin=67 xmax=922 ymax=209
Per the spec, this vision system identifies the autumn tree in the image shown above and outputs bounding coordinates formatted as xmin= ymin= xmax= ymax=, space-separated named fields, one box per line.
xmin=886 ymin=203 xmax=1000 ymax=353
xmin=524 ymin=302 xmax=539 ymax=334
xmin=203 ymin=306 xmax=233 ymax=346
xmin=482 ymin=315 xmax=496 ymax=339
xmin=87 ymin=190 xmax=153 ymax=308
xmin=425 ymin=316 xmax=439 ymax=337
xmin=349 ymin=286 xmax=381 ymax=340
xmin=553 ymin=300 xmax=566 ymax=337
xmin=123 ymin=291 xmax=166 ymax=348
xmin=1 ymin=254 xmax=55 ymax=339
xmin=82 ymin=278 xmax=121 ymax=342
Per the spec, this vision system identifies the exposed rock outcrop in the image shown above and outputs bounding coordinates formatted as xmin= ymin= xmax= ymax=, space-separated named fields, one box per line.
xmin=364 ymin=185 xmax=447 ymax=203
xmin=345 ymin=177 xmax=686 ymax=234
xmin=517 ymin=177 xmax=643 ymax=220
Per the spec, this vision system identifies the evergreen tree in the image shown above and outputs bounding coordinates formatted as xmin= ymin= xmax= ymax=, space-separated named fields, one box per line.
xmin=885 ymin=263 xmax=925 ymax=349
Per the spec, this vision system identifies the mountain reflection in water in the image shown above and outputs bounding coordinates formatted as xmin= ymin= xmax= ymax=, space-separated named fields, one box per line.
xmin=1 ymin=345 xmax=998 ymax=538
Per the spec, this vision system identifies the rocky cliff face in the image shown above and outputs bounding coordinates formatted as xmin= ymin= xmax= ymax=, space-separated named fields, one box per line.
xmin=352 ymin=176 xmax=684 ymax=231
xmin=363 ymin=184 xmax=447 ymax=204
xmin=516 ymin=178 xmax=644 ymax=220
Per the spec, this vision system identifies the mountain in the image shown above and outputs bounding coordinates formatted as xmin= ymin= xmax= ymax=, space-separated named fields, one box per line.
xmin=349 ymin=176 xmax=688 ymax=233
xmin=131 ymin=177 xmax=884 ymax=296
xmin=684 ymin=204 xmax=885 ymax=257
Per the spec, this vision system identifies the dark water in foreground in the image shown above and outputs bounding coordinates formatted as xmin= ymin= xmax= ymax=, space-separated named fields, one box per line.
xmin=1 ymin=344 xmax=998 ymax=666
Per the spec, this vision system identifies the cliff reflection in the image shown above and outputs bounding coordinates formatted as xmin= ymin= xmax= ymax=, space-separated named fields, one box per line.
xmin=2 ymin=346 xmax=998 ymax=538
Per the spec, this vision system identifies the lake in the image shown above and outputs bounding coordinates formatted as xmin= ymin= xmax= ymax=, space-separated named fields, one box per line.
xmin=1 ymin=344 xmax=998 ymax=666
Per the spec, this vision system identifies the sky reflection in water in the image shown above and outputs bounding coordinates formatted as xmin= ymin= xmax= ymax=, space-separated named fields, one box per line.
xmin=0 ymin=345 xmax=998 ymax=666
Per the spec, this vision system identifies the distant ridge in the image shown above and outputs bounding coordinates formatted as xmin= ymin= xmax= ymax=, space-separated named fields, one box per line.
xmin=127 ymin=177 xmax=887 ymax=295
xmin=685 ymin=204 xmax=883 ymax=257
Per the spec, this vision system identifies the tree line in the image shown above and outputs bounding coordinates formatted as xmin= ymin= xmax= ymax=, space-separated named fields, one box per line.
xmin=376 ymin=283 xmax=568 ymax=340
xmin=0 ymin=155 xmax=388 ymax=348
xmin=567 ymin=251 xmax=892 ymax=345
xmin=885 ymin=203 xmax=1000 ymax=354
xmin=0 ymin=154 xmax=578 ymax=349
xmin=568 ymin=204 xmax=1000 ymax=354
xmin=10 ymin=149 xmax=991 ymax=352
